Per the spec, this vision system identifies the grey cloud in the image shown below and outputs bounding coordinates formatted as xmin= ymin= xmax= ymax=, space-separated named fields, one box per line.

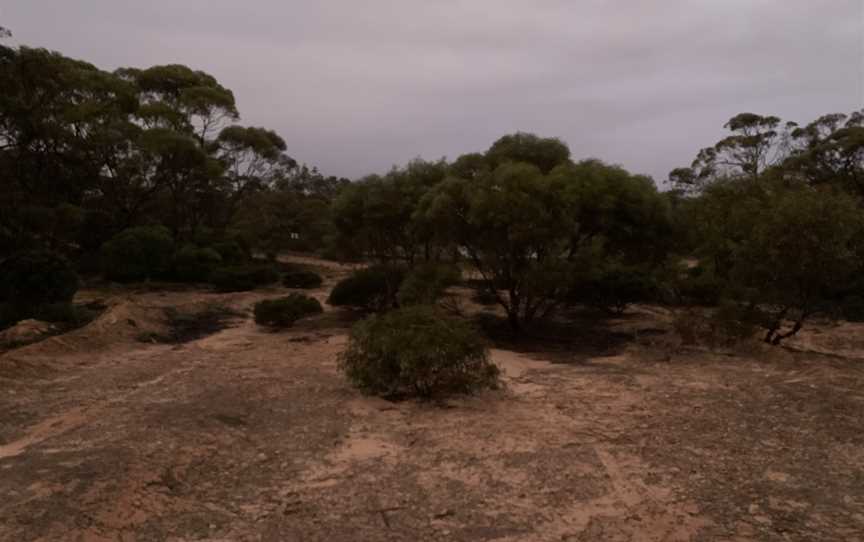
xmin=4 ymin=0 xmax=862 ymax=183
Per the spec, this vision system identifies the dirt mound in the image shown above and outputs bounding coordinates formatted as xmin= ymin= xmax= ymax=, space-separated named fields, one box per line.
xmin=0 ymin=319 xmax=56 ymax=347
xmin=0 ymin=297 xmax=168 ymax=379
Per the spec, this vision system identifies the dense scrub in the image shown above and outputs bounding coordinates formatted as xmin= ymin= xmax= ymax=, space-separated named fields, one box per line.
xmin=209 ymin=264 xmax=280 ymax=292
xmin=282 ymin=268 xmax=323 ymax=289
xmin=2 ymin=29 xmax=864 ymax=349
xmin=101 ymin=226 xmax=175 ymax=283
xmin=171 ymin=245 xmax=223 ymax=283
xmin=0 ymin=250 xmax=80 ymax=328
xmin=254 ymin=294 xmax=323 ymax=329
xmin=327 ymin=265 xmax=406 ymax=312
xmin=397 ymin=263 xmax=461 ymax=307
xmin=339 ymin=306 xmax=500 ymax=399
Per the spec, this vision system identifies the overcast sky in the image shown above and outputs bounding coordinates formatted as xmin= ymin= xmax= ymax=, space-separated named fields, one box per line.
xmin=3 ymin=1 xmax=863 ymax=184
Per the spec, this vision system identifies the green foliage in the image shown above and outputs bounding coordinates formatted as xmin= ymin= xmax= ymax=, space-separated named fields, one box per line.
xmin=254 ymin=294 xmax=323 ymax=328
xmin=33 ymin=303 xmax=94 ymax=326
xmin=339 ymin=306 xmax=499 ymax=399
xmin=331 ymin=159 xmax=448 ymax=262
xmin=282 ymin=268 xmax=323 ymax=289
xmin=0 ymin=250 xmax=80 ymax=312
xmin=327 ymin=265 xmax=406 ymax=312
xmin=171 ymin=245 xmax=223 ymax=282
xmin=209 ymin=264 xmax=280 ymax=292
xmin=101 ymin=226 xmax=174 ymax=282
xmin=676 ymin=265 xmax=725 ymax=306
xmin=397 ymin=263 xmax=461 ymax=306
xmin=419 ymin=152 xmax=671 ymax=333
xmin=212 ymin=239 xmax=248 ymax=264
xmin=0 ymin=43 xmax=342 ymax=269
xmin=486 ymin=132 xmax=571 ymax=174
xmin=687 ymin=177 xmax=864 ymax=344
xmin=731 ymin=186 xmax=864 ymax=343
xmin=230 ymin=190 xmax=332 ymax=260
xmin=569 ymin=263 xmax=659 ymax=314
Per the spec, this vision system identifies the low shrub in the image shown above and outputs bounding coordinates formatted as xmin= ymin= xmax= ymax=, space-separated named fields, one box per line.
xmin=283 ymin=269 xmax=323 ymax=289
xmin=171 ymin=245 xmax=223 ymax=282
xmin=0 ymin=250 xmax=80 ymax=313
xmin=101 ymin=225 xmax=174 ymax=282
xmin=569 ymin=265 xmax=659 ymax=314
xmin=339 ymin=305 xmax=500 ymax=399
xmin=254 ymin=294 xmax=323 ymax=328
xmin=397 ymin=263 xmax=461 ymax=306
xmin=33 ymin=303 xmax=90 ymax=325
xmin=328 ymin=265 xmax=406 ymax=311
xmin=209 ymin=264 xmax=280 ymax=292
xmin=212 ymin=239 xmax=248 ymax=264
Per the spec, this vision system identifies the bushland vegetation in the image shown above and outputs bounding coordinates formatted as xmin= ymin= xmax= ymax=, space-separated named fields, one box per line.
xmin=3 ymin=34 xmax=864 ymax=394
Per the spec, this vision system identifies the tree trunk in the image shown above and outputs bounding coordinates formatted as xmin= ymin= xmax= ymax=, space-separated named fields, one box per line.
xmin=506 ymin=310 xmax=522 ymax=335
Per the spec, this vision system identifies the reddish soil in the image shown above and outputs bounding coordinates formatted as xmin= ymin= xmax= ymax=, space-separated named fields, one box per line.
xmin=1 ymin=257 xmax=863 ymax=541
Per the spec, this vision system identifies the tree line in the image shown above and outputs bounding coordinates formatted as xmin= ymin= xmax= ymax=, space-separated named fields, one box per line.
xmin=2 ymin=34 xmax=864 ymax=347
xmin=0 ymin=40 xmax=348 ymax=263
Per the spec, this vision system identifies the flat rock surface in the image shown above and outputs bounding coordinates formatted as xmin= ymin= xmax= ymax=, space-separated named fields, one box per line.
xmin=1 ymin=259 xmax=862 ymax=541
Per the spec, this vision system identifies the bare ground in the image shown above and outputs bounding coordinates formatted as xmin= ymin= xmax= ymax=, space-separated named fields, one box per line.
xmin=1 ymin=259 xmax=863 ymax=541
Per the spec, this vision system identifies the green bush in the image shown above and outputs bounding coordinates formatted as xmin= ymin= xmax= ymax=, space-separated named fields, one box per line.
xmin=283 ymin=269 xmax=323 ymax=289
xmin=397 ymin=263 xmax=461 ymax=306
xmin=33 ymin=303 xmax=92 ymax=326
xmin=209 ymin=264 xmax=280 ymax=292
xmin=569 ymin=265 xmax=658 ymax=314
xmin=339 ymin=306 xmax=500 ymax=399
xmin=677 ymin=265 xmax=725 ymax=306
xmin=171 ymin=245 xmax=223 ymax=282
xmin=254 ymin=294 xmax=323 ymax=328
xmin=101 ymin=225 xmax=174 ymax=282
xmin=0 ymin=250 xmax=79 ymax=313
xmin=212 ymin=239 xmax=248 ymax=264
xmin=327 ymin=265 xmax=406 ymax=311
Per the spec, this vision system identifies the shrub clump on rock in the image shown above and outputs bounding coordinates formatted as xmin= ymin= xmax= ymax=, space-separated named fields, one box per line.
xmin=254 ymin=294 xmax=323 ymax=329
xmin=338 ymin=305 xmax=500 ymax=399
